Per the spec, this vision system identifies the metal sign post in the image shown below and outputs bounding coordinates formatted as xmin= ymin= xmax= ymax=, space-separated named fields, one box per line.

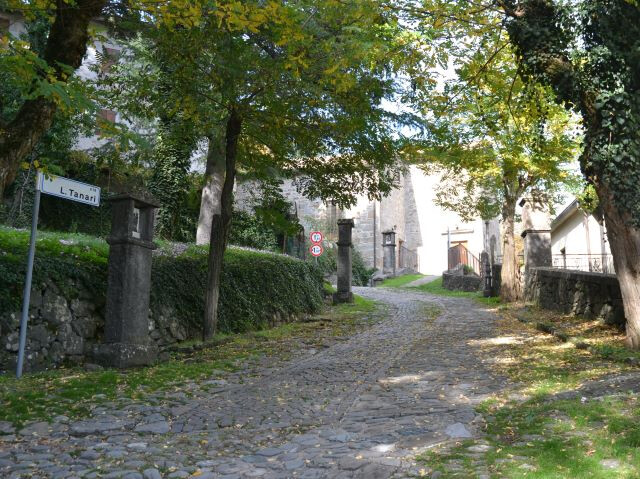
xmin=16 ymin=177 xmax=41 ymax=379
xmin=16 ymin=171 xmax=100 ymax=378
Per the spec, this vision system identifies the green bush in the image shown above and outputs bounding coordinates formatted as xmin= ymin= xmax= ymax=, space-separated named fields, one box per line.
xmin=228 ymin=210 xmax=279 ymax=251
xmin=311 ymin=244 xmax=375 ymax=286
xmin=0 ymin=227 xmax=324 ymax=336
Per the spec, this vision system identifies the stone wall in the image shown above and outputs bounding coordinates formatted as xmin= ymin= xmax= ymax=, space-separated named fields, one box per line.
xmin=442 ymin=272 xmax=482 ymax=292
xmin=526 ymin=267 xmax=625 ymax=326
xmin=0 ymin=280 xmax=300 ymax=374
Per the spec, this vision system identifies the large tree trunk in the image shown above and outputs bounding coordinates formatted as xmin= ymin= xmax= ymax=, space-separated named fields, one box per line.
xmin=500 ymin=197 xmax=520 ymax=302
xmin=196 ymin=132 xmax=226 ymax=245
xmin=500 ymin=0 xmax=640 ymax=347
xmin=596 ymin=184 xmax=640 ymax=348
xmin=203 ymin=109 xmax=242 ymax=340
xmin=0 ymin=0 xmax=107 ymax=198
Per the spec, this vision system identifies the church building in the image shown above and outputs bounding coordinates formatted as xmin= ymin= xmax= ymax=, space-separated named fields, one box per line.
xmin=250 ymin=166 xmax=501 ymax=276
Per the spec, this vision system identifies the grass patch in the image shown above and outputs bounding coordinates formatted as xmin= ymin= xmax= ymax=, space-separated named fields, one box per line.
xmin=379 ymin=273 xmax=424 ymax=288
xmin=412 ymin=277 xmax=501 ymax=306
xmin=418 ymin=304 xmax=640 ymax=478
xmin=0 ymin=294 xmax=381 ymax=428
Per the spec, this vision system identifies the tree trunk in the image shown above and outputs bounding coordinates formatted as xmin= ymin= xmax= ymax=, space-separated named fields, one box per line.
xmin=596 ymin=183 xmax=640 ymax=348
xmin=0 ymin=0 xmax=107 ymax=197
xmin=196 ymin=132 xmax=226 ymax=245
xmin=203 ymin=109 xmax=242 ymax=340
xmin=500 ymin=197 xmax=520 ymax=302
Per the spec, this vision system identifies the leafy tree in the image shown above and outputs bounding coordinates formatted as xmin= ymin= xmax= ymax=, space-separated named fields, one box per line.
xmin=106 ymin=0 xmax=417 ymax=339
xmin=495 ymin=0 xmax=640 ymax=347
xmin=0 ymin=0 xmax=256 ymax=198
xmin=414 ymin=41 xmax=580 ymax=301
xmin=0 ymin=0 xmax=108 ymax=198
xmin=408 ymin=0 xmax=640 ymax=346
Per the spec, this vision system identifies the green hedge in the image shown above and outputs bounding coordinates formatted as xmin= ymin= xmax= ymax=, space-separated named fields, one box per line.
xmin=313 ymin=244 xmax=376 ymax=286
xmin=0 ymin=227 xmax=324 ymax=335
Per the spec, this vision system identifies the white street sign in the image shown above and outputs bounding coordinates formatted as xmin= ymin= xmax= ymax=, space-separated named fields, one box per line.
xmin=310 ymin=244 xmax=323 ymax=257
xmin=38 ymin=171 xmax=100 ymax=207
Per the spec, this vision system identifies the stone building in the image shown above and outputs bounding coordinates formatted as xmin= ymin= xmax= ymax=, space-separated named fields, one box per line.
xmin=239 ymin=166 xmax=501 ymax=275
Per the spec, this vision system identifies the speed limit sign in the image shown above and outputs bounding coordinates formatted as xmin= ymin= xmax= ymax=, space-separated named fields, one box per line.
xmin=310 ymin=244 xmax=323 ymax=257
xmin=310 ymin=231 xmax=323 ymax=244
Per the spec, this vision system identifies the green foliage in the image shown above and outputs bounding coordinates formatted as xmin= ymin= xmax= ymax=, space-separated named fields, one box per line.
xmin=101 ymin=0 xmax=422 ymax=211
xmin=412 ymin=33 xmax=581 ymax=223
xmin=148 ymin=124 xmax=199 ymax=242
xmin=228 ymin=210 xmax=278 ymax=251
xmin=502 ymin=0 xmax=640 ymax=226
xmin=0 ymin=227 xmax=109 ymax=315
xmin=229 ymin=180 xmax=303 ymax=252
xmin=352 ymin=248 xmax=377 ymax=286
xmin=0 ymin=227 xmax=323 ymax=335
xmin=312 ymin=244 xmax=375 ymax=286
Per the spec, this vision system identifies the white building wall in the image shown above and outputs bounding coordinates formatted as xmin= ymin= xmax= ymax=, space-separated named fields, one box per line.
xmin=551 ymin=211 xmax=610 ymax=257
xmin=408 ymin=168 xmax=486 ymax=275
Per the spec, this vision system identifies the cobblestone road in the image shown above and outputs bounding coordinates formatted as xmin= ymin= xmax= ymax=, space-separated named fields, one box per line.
xmin=1 ymin=287 xmax=506 ymax=478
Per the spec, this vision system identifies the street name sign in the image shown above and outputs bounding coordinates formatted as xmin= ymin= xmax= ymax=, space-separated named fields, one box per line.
xmin=16 ymin=171 xmax=101 ymax=379
xmin=39 ymin=171 xmax=101 ymax=206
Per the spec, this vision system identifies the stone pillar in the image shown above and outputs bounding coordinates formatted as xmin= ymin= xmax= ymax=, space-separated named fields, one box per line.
xmin=333 ymin=219 xmax=354 ymax=304
xmin=94 ymin=194 xmax=159 ymax=368
xmin=382 ymin=230 xmax=397 ymax=276
xmin=481 ymin=251 xmax=493 ymax=297
xmin=520 ymin=198 xmax=552 ymax=298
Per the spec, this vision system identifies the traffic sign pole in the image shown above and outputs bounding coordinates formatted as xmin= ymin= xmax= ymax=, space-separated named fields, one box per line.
xmin=16 ymin=171 xmax=100 ymax=378
xmin=16 ymin=176 xmax=41 ymax=378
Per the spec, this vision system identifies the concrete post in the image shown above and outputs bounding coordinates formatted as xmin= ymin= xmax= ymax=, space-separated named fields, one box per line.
xmin=520 ymin=198 xmax=552 ymax=298
xmin=94 ymin=194 xmax=159 ymax=368
xmin=382 ymin=230 xmax=397 ymax=276
xmin=333 ymin=218 xmax=354 ymax=304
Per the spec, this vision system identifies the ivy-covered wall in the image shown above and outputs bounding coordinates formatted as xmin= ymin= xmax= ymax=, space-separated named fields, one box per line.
xmin=0 ymin=228 xmax=324 ymax=372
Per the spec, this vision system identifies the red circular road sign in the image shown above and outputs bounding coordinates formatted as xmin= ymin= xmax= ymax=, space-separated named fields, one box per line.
xmin=310 ymin=244 xmax=324 ymax=257
xmin=310 ymin=231 xmax=323 ymax=244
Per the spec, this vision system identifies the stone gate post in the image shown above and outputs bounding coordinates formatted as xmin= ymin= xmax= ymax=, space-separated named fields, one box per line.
xmin=94 ymin=194 xmax=159 ymax=368
xmin=520 ymin=198 xmax=552 ymax=298
xmin=333 ymin=219 xmax=355 ymax=304
xmin=382 ymin=230 xmax=397 ymax=276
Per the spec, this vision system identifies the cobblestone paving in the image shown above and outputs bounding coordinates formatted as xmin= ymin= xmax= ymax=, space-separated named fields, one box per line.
xmin=0 ymin=288 xmax=506 ymax=478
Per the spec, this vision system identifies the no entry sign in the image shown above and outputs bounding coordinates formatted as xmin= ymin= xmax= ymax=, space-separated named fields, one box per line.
xmin=310 ymin=244 xmax=323 ymax=257
xmin=310 ymin=231 xmax=323 ymax=244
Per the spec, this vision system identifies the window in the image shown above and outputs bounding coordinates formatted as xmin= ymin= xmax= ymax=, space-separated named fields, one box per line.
xmin=96 ymin=109 xmax=116 ymax=136
xmin=100 ymin=46 xmax=120 ymax=74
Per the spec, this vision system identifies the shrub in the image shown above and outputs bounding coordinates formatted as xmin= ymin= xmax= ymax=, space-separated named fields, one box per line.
xmin=0 ymin=227 xmax=324 ymax=336
xmin=311 ymin=243 xmax=375 ymax=286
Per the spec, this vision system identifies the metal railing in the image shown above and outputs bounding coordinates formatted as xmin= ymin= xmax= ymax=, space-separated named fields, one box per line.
xmin=399 ymin=245 xmax=419 ymax=271
xmin=448 ymin=243 xmax=481 ymax=275
xmin=552 ymin=253 xmax=615 ymax=275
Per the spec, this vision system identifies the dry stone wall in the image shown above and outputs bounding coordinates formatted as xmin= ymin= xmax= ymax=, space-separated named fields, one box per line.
xmin=0 ymin=278 xmax=305 ymax=373
xmin=525 ymin=267 xmax=625 ymax=326
xmin=0 ymin=279 xmax=195 ymax=373
xmin=442 ymin=272 xmax=482 ymax=292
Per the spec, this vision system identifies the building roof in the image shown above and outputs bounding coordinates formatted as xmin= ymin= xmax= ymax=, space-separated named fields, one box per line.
xmin=551 ymin=199 xmax=580 ymax=232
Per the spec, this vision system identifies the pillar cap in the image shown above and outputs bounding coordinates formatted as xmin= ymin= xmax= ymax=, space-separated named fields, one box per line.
xmin=521 ymin=228 xmax=551 ymax=238
xmin=106 ymin=193 xmax=160 ymax=208
xmin=337 ymin=218 xmax=354 ymax=226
